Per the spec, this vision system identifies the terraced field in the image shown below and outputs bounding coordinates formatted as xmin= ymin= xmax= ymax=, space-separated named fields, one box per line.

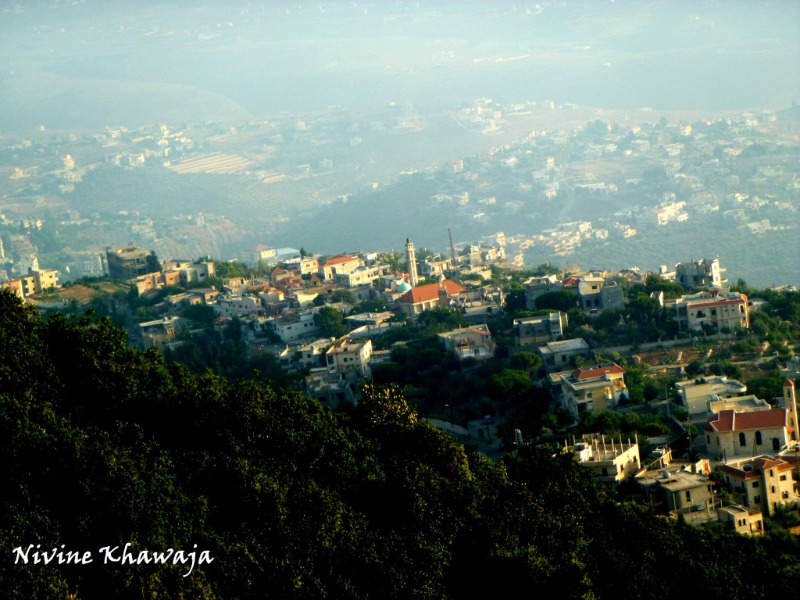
xmin=168 ymin=153 xmax=254 ymax=175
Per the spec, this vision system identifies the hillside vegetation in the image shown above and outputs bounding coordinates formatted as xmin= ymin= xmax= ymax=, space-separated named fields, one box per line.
xmin=1 ymin=289 xmax=798 ymax=599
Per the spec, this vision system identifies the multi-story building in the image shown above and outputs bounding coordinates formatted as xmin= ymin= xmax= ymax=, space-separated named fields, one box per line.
xmin=638 ymin=461 xmax=715 ymax=513
xmin=513 ymin=312 xmax=568 ymax=346
xmin=321 ymin=254 xmax=362 ymax=281
xmin=106 ymin=246 xmax=153 ymax=280
xmin=419 ymin=257 xmax=454 ymax=279
xmin=559 ymin=363 xmax=627 ymax=420
xmin=720 ymin=455 xmax=798 ymax=516
xmin=334 ymin=264 xmax=393 ymax=288
xmin=523 ymin=275 xmax=564 ymax=311
xmin=538 ymin=338 xmax=591 ymax=371
xmin=325 ymin=338 xmax=373 ymax=378
xmin=718 ymin=504 xmax=764 ymax=535
xmin=675 ymin=375 xmax=748 ymax=416
xmin=577 ymin=277 xmax=625 ymax=315
xmin=670 ymin=291 xmax=749 ymax=332
xmin=215 ymin=295 xmax=262 ymax=317
xmin=139 ymin=316 xmax=181 ymax=349
xmin=568 ymin=435 xmax=641 ymax=484
xmin=271 ymin=313 xmax=321 ymax=343
xmin=438 ymin=324 xmax=496 ymax=362
xmin=283 ymin=256 xmax=320 ymax=275
xmin=162 ymin=259 xmax=215 ymax=284
xmin=675 ymin=257 xmax=726 ymax=290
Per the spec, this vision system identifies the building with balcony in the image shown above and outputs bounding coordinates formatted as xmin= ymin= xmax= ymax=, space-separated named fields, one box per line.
xmin=719 ymin=455 xmax=798 ymax=516
xmin=514 ymin=312 xmax=568 ymax=346
xmin=559 ymin=363 xmax=627 ymax=420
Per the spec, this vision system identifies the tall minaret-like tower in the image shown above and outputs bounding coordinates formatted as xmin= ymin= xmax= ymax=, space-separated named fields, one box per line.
xmin=406 ymin=238 xmax=419 ymax=288
xmin=783 ymin=379 xmax=799 ymax=444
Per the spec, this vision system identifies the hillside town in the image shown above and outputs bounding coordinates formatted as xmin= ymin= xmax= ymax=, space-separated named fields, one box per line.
xmin=4 ymin=233 xmax=799 ymax=538
xmin=1 ymin=102 xmax=798 ymax=287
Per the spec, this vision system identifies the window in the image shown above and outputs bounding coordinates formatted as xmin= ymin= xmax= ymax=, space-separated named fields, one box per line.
xmin=780 ymin=474 xmax=787 ymax=481
xmin=685 ymin=491 xmax=691 ymax=502
xmin=755 ymin=431 xmax=762 ymax=445
xmin=752 ymin=481 xmax=760 ymax=489
xmin=754 ymin=495 xmax=761 ymax=504
xmin=739 ymin=432 xmax=746 ymax=446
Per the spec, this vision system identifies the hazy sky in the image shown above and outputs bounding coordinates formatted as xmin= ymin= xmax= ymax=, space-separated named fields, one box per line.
xmin=1 ymin=0 xmax=798 ymax=129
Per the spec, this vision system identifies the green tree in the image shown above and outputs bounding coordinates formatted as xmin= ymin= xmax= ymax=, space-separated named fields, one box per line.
xmin=535 ymin=290 xmax=578 ymax=312
xmin=314 ymin=306 xmax=347 ymax=338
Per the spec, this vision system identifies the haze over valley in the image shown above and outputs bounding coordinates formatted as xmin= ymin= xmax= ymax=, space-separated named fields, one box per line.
xmin=1 ymin=0 xmax=798 ymax=287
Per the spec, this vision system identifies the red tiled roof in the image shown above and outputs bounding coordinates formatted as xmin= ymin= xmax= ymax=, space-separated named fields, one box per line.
xmin=398 ymin=280 xmax=466 ymax=304
xmin=720 ymin=456 xmax=793 ymax=479
xmin=785 ymin=379 xmax=796 ymax=388
xmin=562 ymin=277 xmax=580 ymax=286
xmin=324 ymin=254 xmax=356 ymax=266
xmin=572 ymin=363 xmax=624 ymax=380
xmin=706 ymin=409 xmax=786 ymax=433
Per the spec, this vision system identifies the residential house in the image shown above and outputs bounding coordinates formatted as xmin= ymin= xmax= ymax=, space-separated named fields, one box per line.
xmin=334 ymin=263 xmax=393 ymax=288
xmin=514 ymin=312 xmax=568 ymax=346
xmin=247 ymin=244 xmax=278 ymax=266
xmin=538 ymin=338 xmax=592 ymax=371
xmin=438 ymin=324 xmax=496 ymax=362
xmin=705 ymin=408 xmax=792 ymax=459
xmin=296 ymin=338 xmax=335 ymax=369
xmin=523 ymin=275 xmax=564 ymax=311
xmin=322 ymin=254 xmax=362 ymax=281
xmin=559 ymin=363 xmax=627 ymax=420
xmin=568 ymin=435 xmax=641 ymax=484
xmin=577 ymin=277 xmax=625 ymax=315
xmin=271 ymin=312 xmax=321 ymax=343
xmin=638 ymin=461 xmax=715 ymax=513
xmin=675 ymin=257 xmax=726 ymax=290
xmin=106 ymin=246 xmax=153 ymax=280
xmin=670 ymin=291 xmax=749 ymax=332
xmin=283 ymin=256 xmax=319 ymax=275
xmin=675 ymin=375 xmax=748 ymax=416
xmin=720 ymin=455 xmax=798 ymax=516
xmin=717 ymin=504 xmax=764 ymax=535
xmin=215 ymin=295 xmax=262 ymax=317
xmin=139 ymin=316 xmax=181 ymax=349
xmin=162 ymin=259 xmax=215 ymax=284
xmin=419 ymin=257 xmax=454 ymax=279
xmin=325 ymin=338 xmax=373 ymax=378
xmin=4 ymin=268 xmax=61 ymax=298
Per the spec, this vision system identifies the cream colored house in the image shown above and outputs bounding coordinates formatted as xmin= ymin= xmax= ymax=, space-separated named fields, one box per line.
xmin=438 ymin=324 xmax=496 ymax=362
xmin=675 ymin=375 xmax=748 ymax=416
xmin=325 ymin=338 xmax=373 ymax=378
xmin=568 ymin=436 xmax=641 ymax=484
xmin=720 ymin=455 xmax=798 ymax=516
xmin=559 ymin=363 xmax=627 ymax=420
xmin=718 ymin=504 xmax=764 ymax=535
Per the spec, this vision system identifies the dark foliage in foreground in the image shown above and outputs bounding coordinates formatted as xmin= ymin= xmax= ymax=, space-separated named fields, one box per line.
xmin=1 ymin=290 xmax=798 ymax=598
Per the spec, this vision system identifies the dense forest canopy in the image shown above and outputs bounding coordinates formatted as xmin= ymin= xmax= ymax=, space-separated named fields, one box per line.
xmin=1 ymin=289 xmax=798 ymax=598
